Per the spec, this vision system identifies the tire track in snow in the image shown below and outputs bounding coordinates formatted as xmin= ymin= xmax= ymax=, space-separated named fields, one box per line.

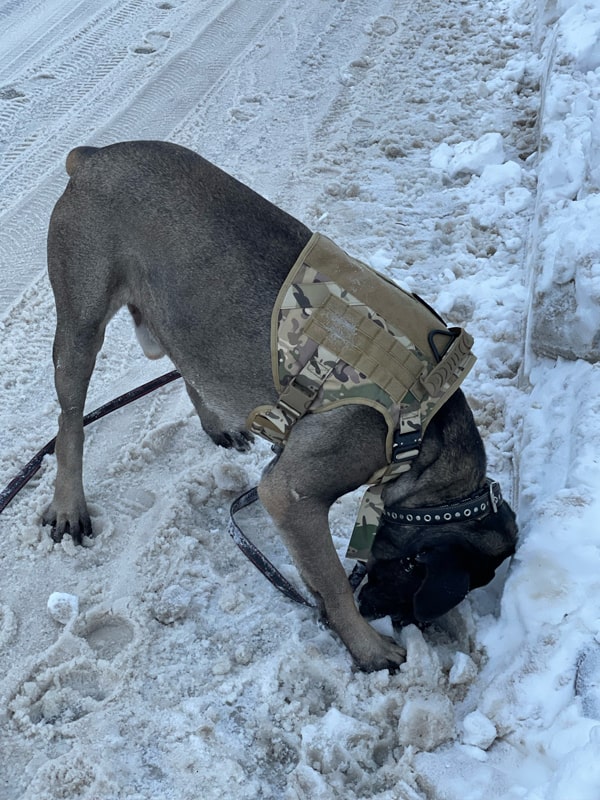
xmin=92 ymin=0 xmax=291 ymax=140
xmin=0 ymin=0 xmax=116 ymax=82
xmin=0 ymin=0 xmax=288 ymax=314
xmin=172 ymin=0 xmax=408 ymax=207
xmin=0 ymin=0 xmax=168 ymax=193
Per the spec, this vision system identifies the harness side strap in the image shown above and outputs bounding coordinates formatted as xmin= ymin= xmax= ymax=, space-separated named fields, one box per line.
xmin=228 ymin=487 xmax=315 ymax=608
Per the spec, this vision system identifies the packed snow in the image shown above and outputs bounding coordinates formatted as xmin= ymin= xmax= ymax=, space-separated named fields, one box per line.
xmin=1 ymin=0 xmax=599 ymax=797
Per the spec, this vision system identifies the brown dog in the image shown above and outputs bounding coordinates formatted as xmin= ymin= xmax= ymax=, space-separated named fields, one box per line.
xmin=44 ymin=141 xmax=517 ymax=671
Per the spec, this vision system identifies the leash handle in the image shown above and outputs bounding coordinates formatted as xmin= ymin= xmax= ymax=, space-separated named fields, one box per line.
xmin=228 ymin=487 xmax=315 ymax=608
xmin=0 ymin=370 xmax=182 ymax=514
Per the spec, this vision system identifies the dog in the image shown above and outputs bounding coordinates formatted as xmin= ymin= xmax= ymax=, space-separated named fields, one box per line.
xmin=44 ymin=141 xmax=517 ymax=672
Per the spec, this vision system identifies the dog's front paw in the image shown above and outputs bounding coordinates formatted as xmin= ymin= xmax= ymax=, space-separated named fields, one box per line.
xmin=212 ymin=429 xmax=254 ymax=453
xmin=351 ymin=628 xmax=406 ymax=673
xmin=42 ymin=503 xmax=93 ymax=545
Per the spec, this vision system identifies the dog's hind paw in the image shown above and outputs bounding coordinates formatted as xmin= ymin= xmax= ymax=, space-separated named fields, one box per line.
xmin=211 ymin=429 xmax=254 ymax=453
xmin=42 ymin=504 xmax=93 ymax=546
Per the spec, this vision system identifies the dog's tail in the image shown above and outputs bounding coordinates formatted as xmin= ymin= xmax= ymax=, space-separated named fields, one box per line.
xmin=65 ymin=146 xmax=99 ymax=176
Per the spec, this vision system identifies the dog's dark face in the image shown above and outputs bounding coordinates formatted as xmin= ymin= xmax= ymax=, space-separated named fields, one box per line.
xmin=358 ymin=500 xmax=518 ymax=627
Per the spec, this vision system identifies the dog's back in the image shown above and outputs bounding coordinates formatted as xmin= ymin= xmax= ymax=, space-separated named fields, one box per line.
xmin=49 ymin=141 xmax=312 ymax=412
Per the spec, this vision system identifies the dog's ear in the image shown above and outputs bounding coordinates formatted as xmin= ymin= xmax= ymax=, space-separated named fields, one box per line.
xmin=465 ymin=500 xmax=518 ymax=589
xmin=358 ymin=501 xmax=518 ymax=626
xmin=412 ymin=545 xmax=471 ymax=623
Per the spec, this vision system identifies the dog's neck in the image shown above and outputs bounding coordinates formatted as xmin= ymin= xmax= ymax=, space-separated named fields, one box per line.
xmin=383 ymin=390 xmax=487 ymax=510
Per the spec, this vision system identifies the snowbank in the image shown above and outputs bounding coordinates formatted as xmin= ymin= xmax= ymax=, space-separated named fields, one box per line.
xmin=527 ymin=0 xmax=600 ymax=362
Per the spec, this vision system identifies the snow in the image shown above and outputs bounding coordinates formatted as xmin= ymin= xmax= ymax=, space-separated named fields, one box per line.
xmin=432 ymin=132 xmax=506 ymax=179
xmin=46 ymin=593 xmax=79 ymax=626
xmin=461 ymin=710 xmax=497 ymax=750
xmin=0 ymin=0 xmax=600 ymax=797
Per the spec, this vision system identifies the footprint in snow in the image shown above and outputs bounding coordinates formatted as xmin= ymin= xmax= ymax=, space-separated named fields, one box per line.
xmin=11 ymin=656 xmax=117 ymax=727
xmin=132 ymin=30 xmax=171 ymax=56
xmin=23 ymin=751 xmax=112 ymax=799
xmin=0 ymin=86 xmax=26 ymax=100
xmin=119 ymin=486 xmax=157 ymax=518
xmin=338 ymin=57 xmax=374 ymax=87
xmin=8 ymin=612 xmax=135 ymax=729
xmin=348 ymin=116 xmax=376 ymax=147
xmin=230 ymin=95 xmax=264 ymax=122
xmin=79 ymin=611 xmax=136 ymax=661
xmin=575 ymin=644 xmax=600 ymax=720
xmin=369 ymin=16 xmax=399 ymax=37
xmin=0 ymin=603 xmax=17 ymax=648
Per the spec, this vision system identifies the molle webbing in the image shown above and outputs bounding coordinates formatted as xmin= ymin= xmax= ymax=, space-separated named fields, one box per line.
xmin=247 ymin=232 xmax=476 ymax=471
xmin=304 ymin=294 xmax=428 ymax=405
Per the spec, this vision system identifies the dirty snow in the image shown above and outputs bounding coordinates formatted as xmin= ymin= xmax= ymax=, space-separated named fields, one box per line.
xmin=1 ymin=0 xmax=599 ymax=797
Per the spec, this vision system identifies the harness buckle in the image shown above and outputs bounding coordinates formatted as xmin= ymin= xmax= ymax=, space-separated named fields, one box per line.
xmin=278 ymin=378 xmax=320 ymax=419
xmin=392 ymin=427 xmax=422 ymax=461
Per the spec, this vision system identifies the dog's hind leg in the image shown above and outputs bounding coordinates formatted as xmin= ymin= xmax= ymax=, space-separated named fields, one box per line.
xmin=43 ymin=310 xmax=109 ymax=543
xmin=258 ymin=405 xmax=406 ymax=672
xmin=43 ymin=228 xmax=117 ymax=543
xmin=125 ymin=305 xmax=252 ymax=451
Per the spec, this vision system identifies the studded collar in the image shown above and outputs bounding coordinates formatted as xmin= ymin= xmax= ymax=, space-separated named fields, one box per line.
xmin=382 ymin=478 xmax=503 ymax=527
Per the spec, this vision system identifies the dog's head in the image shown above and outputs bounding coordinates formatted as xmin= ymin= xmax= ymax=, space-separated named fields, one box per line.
xmin=357 ymin=490 xmax=518 ymax=627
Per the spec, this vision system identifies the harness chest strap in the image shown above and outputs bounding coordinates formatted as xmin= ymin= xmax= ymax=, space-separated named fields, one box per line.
xmin=346 ymin=403 xmax=426 ymax=561
xmin=248 ymin=304 xmax=474 ymax=459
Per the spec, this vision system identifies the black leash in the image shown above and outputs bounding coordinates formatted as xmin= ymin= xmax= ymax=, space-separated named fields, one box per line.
xmin=228 ymin=487 xmax=315 ymax=608
xmin=1 ymin=368 xmax=364 ymax=609
xmin=228 ymin=486 xmax=368 ymax=605
xmin=0 ymin=370 xmax=181 ymax=514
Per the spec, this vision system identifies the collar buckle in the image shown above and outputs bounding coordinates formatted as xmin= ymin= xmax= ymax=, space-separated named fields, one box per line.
xmin=488 ymin=479 xmax=501 ymax=514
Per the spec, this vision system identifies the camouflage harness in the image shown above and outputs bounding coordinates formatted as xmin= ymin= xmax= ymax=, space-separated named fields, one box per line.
xmin=247 ymin=233 xmax=476 ymax=561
